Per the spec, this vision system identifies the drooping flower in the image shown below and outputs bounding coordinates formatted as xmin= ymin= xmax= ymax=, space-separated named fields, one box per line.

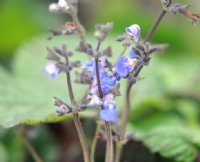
xmin=100 ymin=94 xmax=118 ymax=122
xmin=125 ymin=24 xmax=140 ymax=42
xmin=44 ymin=63 xmax=59 ymax=78
xmin=116 ymin=48 xmax=138 ymax=78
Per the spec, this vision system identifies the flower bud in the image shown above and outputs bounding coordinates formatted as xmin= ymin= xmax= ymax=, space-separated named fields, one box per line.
xmin=125 ymin=24 xmax=140 ymax=42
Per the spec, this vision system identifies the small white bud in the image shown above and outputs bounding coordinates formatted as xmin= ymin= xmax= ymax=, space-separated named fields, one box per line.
xmin=49 ymin=3 xmax=58 ymax=12
xmin=58 ymin=0 xmax=67 ymax=8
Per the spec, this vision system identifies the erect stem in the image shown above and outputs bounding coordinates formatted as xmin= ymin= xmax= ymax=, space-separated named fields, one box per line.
xmin=90 ymin=121 xmax=104 ymax=162
xmin=94 ymin=41 xmax=113 ymax=162
xmin=104 ymin=122 xmax=113 ymax=162
xmin=119 ymin=80 xmax=133 ymax=139
xmin=144 ymin=9 xmax=167 ymax=42
xmin=115 ymin=8 xmax=168 ymax=162
xmin=65 ymin=57 xmax=90 ymax=162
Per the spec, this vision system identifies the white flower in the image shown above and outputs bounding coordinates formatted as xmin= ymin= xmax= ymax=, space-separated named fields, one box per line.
xmin=44 ymin=63 xmax=59 ymax=78
xmin=49 ymin=3 xmax=58 ymax=12
xmin=49 ymin=0 xmax=69 ymax=13
xmin=125 ymin=24 xmax=140 ymax=42
xmin=87 ymin=95 xmax=103 ymax=106
xmin=58 ymin=0 xmax=67 ymax=8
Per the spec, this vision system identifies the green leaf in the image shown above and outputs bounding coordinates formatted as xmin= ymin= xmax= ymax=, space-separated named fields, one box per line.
xmin=129 ymin=111 xmax=200 ymax=162
xmin=0 ymin=36 xmax=98 ymax=128
xmin=0 ymin=143 xmax=8 ymax=162
xmin=0 ymin=34 xmax=199 ymax=129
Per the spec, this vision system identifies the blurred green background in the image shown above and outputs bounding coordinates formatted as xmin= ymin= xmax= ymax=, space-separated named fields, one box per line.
xmin=1 ymin=0 xmax=200 ymax=62
xmin=0 ymin=0 xmax=200 ymax=162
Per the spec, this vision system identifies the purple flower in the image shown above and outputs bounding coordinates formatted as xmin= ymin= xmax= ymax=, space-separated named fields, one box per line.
xmin=100 ymin=94 xmax=118 ymax=122
xmin=44 ymin=63 xmax=59 ymax=78
xmin=125 ymin=24 xmax=140 ymax=42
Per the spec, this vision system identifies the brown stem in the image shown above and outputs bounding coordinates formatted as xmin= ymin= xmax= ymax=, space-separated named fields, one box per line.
xmin=94 ymin=41 xmax=113 ymax=162
xmin=119 ymin=80 xmax=133 ymax=139
xmin=90 ymin=121 xmax=104 ymax=162
xmin=144 ymin=9 xmax=167 ymax=42
xmin=115 ymin=9 xmax=168 ymax=162
xmin=105 ymin=122 xmax=113 ymax=162
xmin=95 ymin=59 xmax=103 ymax=98
xmin=65 ymin=57 xmax=90 ymax=162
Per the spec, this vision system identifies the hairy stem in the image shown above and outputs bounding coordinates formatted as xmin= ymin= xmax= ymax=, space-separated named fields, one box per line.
xmin=90 ymin=121 xmax=104 ymax=162
xmin=65 ymin=58 xmax=90 ymax=162
xmin=115 ymin=9 xmax=168 ymax=162
xmin=105 ymin=122 xmax=113 ymax=162
xmin=94 ymin=41 xmax=113 ymax=162
xmin=72 ymin=15 xmax=86 ymax=44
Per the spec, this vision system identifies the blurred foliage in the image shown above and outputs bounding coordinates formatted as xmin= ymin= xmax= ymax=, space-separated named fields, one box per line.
xmin=0 ymin=0 xmax=63 ymax=63
xmin=0 ymin=0 xmax=200 ymax=162
xmin=0 ymin=34 xmax=199 ymax=161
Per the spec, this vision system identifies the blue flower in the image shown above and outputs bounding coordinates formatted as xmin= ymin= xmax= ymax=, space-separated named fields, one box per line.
xmin=125 ymin=24 xmax=140 ymax=42
xmin=83 ymin=60 xmax=95 ymax=72
xmin=100 ymin=71 xmax=116 ymax=93
xmin=116 ymin=48 xmax=138 ymax=78
xmin=44 ymin=63 xmax=59 ymax=78
xmin=100 ymin=94 xmax=118 ymax=122
xmin=83 ymin=57 xmax=106 ymax=74
xmin=91 ymin=71 xmax=117 ymax=94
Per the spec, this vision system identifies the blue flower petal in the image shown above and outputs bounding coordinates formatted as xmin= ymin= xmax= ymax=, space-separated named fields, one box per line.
xmin=129 ymin=48 xmax=137 ymax=59
xmin=100 ymin=71 xmax=116 ymax=93
xmin=100 ymin=109 xmax=118 ymax=122
xmin=116 ymin=56 xmax=129 ymax=77
xmin=83 ymin=60 xmax=95 ymax=72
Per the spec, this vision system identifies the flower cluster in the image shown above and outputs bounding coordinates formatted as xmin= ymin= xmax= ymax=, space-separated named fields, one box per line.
xmin=45 ymin=23 xmax=142 ymax=123
xmin=80 ymin=24 xmax=142 ymax=122
xmin=83 ymin=57 xmax=119 ymax=122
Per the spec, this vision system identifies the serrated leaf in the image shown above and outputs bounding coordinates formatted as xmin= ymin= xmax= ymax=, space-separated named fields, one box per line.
xmin=129 ymin=111 xmax=199 ymax=162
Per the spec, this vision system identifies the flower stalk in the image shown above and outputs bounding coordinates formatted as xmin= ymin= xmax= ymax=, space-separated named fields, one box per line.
xmin=115 ymin=8 xmax=168 ymax=162
xmin=94 ymin=41 xmax=114 ymax=162
xmin=65 ymin=57 xmax=90 ymax=162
